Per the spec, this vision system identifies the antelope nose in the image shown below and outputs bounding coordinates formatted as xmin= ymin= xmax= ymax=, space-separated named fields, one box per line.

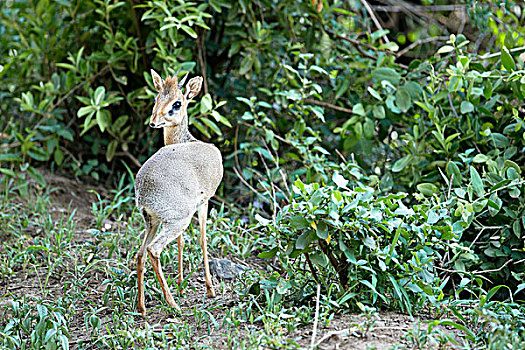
xmin=150 ymin=122 xmax=155 ymax=127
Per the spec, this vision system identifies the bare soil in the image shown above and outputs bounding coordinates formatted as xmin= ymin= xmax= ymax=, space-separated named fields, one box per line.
xmin=0 ymin=171 xmax=460 ymax=349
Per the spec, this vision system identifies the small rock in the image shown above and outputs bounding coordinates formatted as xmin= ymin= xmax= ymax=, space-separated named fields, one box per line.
xmin=209 ymin=259 xmax=248 ymax=280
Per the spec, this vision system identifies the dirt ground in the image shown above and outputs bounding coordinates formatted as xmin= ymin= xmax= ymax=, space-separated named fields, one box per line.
xmin=0 ymin=171 xmax=460 ymax=349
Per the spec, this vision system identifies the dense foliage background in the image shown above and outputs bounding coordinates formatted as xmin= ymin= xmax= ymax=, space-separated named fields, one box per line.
xmin=1 ymin=0 xmax=524 ymax=348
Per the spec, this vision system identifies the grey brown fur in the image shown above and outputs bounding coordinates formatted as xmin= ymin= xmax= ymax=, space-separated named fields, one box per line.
xmin=134 ymin=69 xmax=223 ymax=315
xmin=135 ymin=143 xmax=222 ymax=222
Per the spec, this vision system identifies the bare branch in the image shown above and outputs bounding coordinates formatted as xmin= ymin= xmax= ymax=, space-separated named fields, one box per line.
xmin=396 ymin=36 xmax=448 ymax=58
xmin=305 ymin=98 xmax=354 ymax=114
xmin=360 ymin=0 xmax=390 ymax=43
xmin=372 ymin=4 xmax=467 ymax=12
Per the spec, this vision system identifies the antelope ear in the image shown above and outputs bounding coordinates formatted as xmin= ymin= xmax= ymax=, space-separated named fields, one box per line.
xmin=185 ymin=76 xmax=203 ymax=100
xmin=151 ymin=69 xmax=164 ymax=91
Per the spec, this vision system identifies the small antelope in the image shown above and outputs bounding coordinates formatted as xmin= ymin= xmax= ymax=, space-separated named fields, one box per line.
xmin=134 ymin=69 xmax=223 ymax=315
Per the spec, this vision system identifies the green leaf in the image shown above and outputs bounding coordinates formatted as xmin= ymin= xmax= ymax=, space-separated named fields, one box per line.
xmin=460 ymin=101 xmax=474 ymax=114
xmin=94 ymin=86 xmax=105 ymax=105
xmin=435 ymin=320 xmax=475 ymax=341
xmin=211 ymin=110 xmax=232 ymax=127
xmin=363 ymin=236 xmax=376 ymax=250
xmin=501 ymin=46 xmax=516 ymax=71
xmin=309 ymin=189 xmax=323 ymax=206
xmin=490 ymin=179 xmax=511 ymax=192
xmin=111 ymin=115 xmax=129 ymax=133
xmin=181 ymin=25 xmax=198 ymax=38
xmin=446 ymin=161 xmax=462 ymax=186
xmin=77 ymin=106 xmax=94 ymax=118
xmin=417 ymin=183 xmax=438 ymax=196
xmin=27 ymin=166 xmax=46 ymax=187
xmin=436 ymin=45 xmax=454 ymax=54
xmin=96 ymin=110 xmax=107 ymax=132
xmin=470 ymin=166 xmax=484 ymax=196
xmin=487 ymin=193 xmax=502 ymax=216
xmin=320 ymin=32 xmax=332 ymax=60
xmin=372 ymin=68 xmax=401 ymax=85
xmin=363 ymin=118 xmax=374 ymax=139
xmin=472 ymin=154 xmax=488 ymax=163
xmin=59 ymin=333 xmax=69 ymax=350
xmin=0 ymin=168 xmax=16 ymax=177
xmin=392 ymin=155 xmax=411 ymax=172
xmin=200 ymin=93 xmax=213 ymax=113
xmin=57 ymin=128 xmax=74 ymax=141
xmin=386 ymin=229 xmax=401 ymax=265
xmin=0 ymin=153 xmax=20 ymax=162
xmin=239 ymin=55 xmax=253 ymax=75
xmin=490 ymin=133 xmax=509 ymax=148
xmin=404 ymin=81 xmax=423 ymax=98
xmin=332 ymin=172 xmax=348 ymax=188
xmin=372 ymin=105 xmax=385 ymax=119
xmin=315 ymin=221 xmax=328 ymax=239
xmin=395 ymin=87 xmax=411 ymax=112
xmin=201 ymin=117 xmax=222 ymax=136
xmin=55 ymin=63 xmax=77 ymax=71
xmin=367 ymin=87 xmax=382 ymax=100
xmin=289 ymin=216 xmax=309 ymax=230
xmin=379 ymin=41 xmax=399 ymax=52
xmin=310 ymin=252 xmax=328 ymax=267
xmin=258 ymin=247 xmax=278 ymax=259
xmin=106 ymin=139 xmax=118 ymax=162
xmin=513 ymin=220 xmax=522 ymax=238
xmin=54 ymin=148 xmax=64 ymax=166
xmin=504 ymin=159 xmax=522 ymax=174
xmin=28 ymin=147 xmax=49 ymax=161
xmin=353 ymin=122 xmax=363 ymax=139
xmin=352 ymin=103 xmax=365 ymax=116
xmin=296 ymin=230 xmax=315 ymax=250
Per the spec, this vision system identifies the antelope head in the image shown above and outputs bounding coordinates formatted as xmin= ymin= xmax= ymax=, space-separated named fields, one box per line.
xmin=149 ymin=69 xmax=203 ymax=128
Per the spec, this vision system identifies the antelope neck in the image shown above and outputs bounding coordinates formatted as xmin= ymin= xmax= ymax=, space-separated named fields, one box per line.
xmin=163 ymin=120 xmax=196 ymax=145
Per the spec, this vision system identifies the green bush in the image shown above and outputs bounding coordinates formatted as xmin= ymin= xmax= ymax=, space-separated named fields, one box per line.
xmin=258 ymin=173 xmax=454 ymax=312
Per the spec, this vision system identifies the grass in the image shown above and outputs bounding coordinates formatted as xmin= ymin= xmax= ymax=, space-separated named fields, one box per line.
xmin=0 ymin=174 xmax=523 ymax=349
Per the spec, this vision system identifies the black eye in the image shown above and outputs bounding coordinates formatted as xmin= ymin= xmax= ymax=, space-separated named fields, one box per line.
xmin=169 ymin=101 xmax=182 ymax=116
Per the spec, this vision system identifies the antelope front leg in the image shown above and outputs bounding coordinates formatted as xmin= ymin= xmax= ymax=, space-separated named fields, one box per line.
xmin=177 ymin=235 xmax=184 ymax=295
xmin=198 ymin=201 xmax=215 ymax=298
xmin=137 ymin=249 xmax=147 ymax=316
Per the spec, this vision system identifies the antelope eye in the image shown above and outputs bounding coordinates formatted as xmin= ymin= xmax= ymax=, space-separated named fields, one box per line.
xmin=168 ymin=100 xmax=182 ymax=116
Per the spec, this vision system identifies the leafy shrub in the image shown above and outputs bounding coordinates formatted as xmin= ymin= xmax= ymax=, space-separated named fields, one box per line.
xmin=258 ymin=173 xmax=454 ymax=312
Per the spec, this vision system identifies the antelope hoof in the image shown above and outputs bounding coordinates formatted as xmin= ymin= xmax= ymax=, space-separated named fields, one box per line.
xmin=168 ymin=300 xmax=181 ymax=310
xmin=138 ymin=304 xmax=147 ymax=316
xmin=166 ymin=295 xmax=181 ymax=310
xmin=206 ymin=288 xmax=216 ymax=298
xmin=177 ymin=281 xmax=185 ymax=296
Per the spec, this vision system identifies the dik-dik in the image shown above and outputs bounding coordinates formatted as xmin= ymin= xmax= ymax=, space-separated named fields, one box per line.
xmin=134 ymin=70 xmax=223 ymax=315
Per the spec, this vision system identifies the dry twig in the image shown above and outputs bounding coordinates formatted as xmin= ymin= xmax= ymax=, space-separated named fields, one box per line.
xmin=305 ymin=98 xmax=354 ymax=115
xmin=396 ymin=35 xmax=448 ymax=58
xmin=310 ymin=284 xmax=321 ymax=349
xmin=359 ymin=0 xmax=390 ymax=43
